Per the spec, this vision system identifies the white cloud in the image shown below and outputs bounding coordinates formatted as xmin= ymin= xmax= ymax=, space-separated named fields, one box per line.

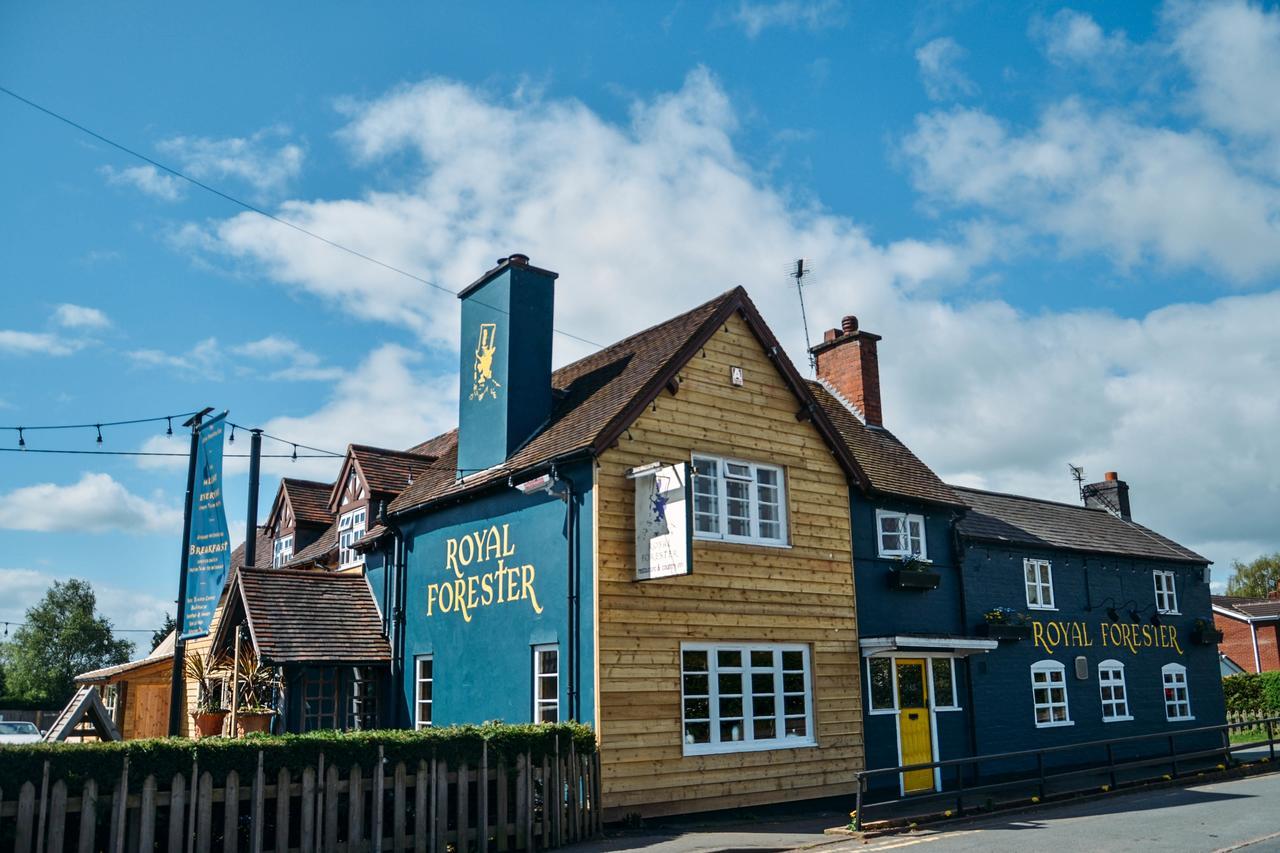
xmin=902 ymin=99 xmax=1280 ymax=282
xmin=128 ymin=337 xmax=221 ymax=376
xmin=0 ymin=567 xmax=172 ymax=647
xmin=157 ymin=126 xmax=304 ymax=195
xmin=730 ymin=0 xmax=845 ymax=38
xmin=101 ymin=164 xmax=186 ymax=201
xmin=915 ymin=37 xmax=978 ymax=101
xmin=0 ymin=330 xmax=80 ymax=356
xmin=1032 ymin=9 xmax=1131 ymax=65
xmin=0 ymin=473 xmax=183 ymax=534
xmin=53 ymin=304 xmax=111 ymax=329
xmin=183 ymin=68 xmax=1278 ymax=578
xmin=231 ymin=336 xmax=343 ymax=381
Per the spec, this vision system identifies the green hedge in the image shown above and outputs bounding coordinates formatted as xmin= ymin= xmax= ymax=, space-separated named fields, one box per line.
xmin=0 ymin=696 xmax=64 ymax=712
xmin=0 ymin=723 xmax=595 ymax=790
xmin=1223 ymin=672 xmax=1280 ymax=715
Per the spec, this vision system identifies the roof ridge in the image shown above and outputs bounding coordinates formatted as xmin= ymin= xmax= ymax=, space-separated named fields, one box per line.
xmin=282 ymin=478 xmax=334 ymax=489
xmin=350 ymin=444 xmax=439 ymax=459
xmin=950 ymin=484 xmax=1107 ymax=513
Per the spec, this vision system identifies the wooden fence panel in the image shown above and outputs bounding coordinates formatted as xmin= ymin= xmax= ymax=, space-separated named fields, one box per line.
xmin=413 ymin=761 xmax=428 ymax=853
xmin=16 ymin=781 xmax=36 ymax=853
xmin=274 ymin=768 xmax=291 ymax=853
xmin=392 ymin=762 xmax=407 ymax=852
xmin=196 ymin=772 xmax=213 ymax=853
xmin=78 ymin=779 xmax=98 ymax=853
xmin=136 ymin=776 xmax=156 ymax=853
xmin=252 ymin=755 xmax=265 ymax=853
xmin=324 ymin=763 xmax=339 ymax=853
xmin=168 ymin=774 xmax=187 ymax=853
xmin=299 ymin=768 xmax=316 ymax=853
xmin=494 ymin=760 xmax=508 ymax=853
xmin=348 ymin=765 xmax=364 ymax=853
xmin=433 ymin=760 xmax=447 ymax=853
xmin=455 ymin=762 xmax=469 ymax=853
xmin=224 ymin=770 xmax=241 ymax=853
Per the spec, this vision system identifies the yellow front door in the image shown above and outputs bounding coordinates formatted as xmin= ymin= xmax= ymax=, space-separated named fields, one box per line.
xmin=896 ymin=659 xmax=935 ymax=794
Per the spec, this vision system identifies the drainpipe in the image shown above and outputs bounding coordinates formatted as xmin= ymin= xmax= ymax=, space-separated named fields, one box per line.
xmin=553 ymin=468 xmax=580 ymax=721
xmin=379 ymin=502 xmax=406 ymax=728
xmin=1251 ymin=620 xmax=1262 ymax=673
xmin=950 ymin=512 xmax=979 ymax=765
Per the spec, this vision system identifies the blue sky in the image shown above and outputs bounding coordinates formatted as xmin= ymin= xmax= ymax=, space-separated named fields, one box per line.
xmin=2 ymin=1 xmax=1278 ymax=648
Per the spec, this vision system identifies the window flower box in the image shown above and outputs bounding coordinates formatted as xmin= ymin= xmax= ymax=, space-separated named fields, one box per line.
xmin=1191 ymin=620 xmax=1223 ymax=646
xmin=977 ymin=623 xmax=1032 ymax=641
xmin=890 ymin=561 xmax=941 ymax=590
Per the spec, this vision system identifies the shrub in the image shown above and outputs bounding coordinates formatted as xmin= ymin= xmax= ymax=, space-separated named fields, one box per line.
xmin=0 ymin=722 xmax=594 ymax=790
xmin=1223 ymin=672 xmax=1280 ymax=716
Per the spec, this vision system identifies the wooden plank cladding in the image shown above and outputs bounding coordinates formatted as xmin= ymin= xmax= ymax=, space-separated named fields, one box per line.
xmin=0 ymin=750 xmax=602 ymax=852
xmin=595 ymin=310 xmax=863 ymax=819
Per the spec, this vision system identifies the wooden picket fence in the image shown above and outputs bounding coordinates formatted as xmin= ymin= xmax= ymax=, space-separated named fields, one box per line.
xmin=1 ymin=741 xmax=602 ymax=853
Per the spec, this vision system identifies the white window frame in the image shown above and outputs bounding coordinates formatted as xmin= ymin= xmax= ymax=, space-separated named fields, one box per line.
xmin=875 ymin=510 xmax=928 ymax=560
xmin=1024 ymin=558 xmax=1056 ymax=610
xmin=691 ymin=454 xmax=788 ymax=546
xmin=272 ymin=535 xmax=294 ymax=568
xmin=414 ymin=655 xmax=433 ymax=729
xmin=101 ymin=684 xmax=119 ymax=720
xmin=533 ymin=644 xmax=559 ymax=723
xmin=338 ymin=507 xmax=367 ymax=568
xmin=1098 ymin=659 xmax=1132 ymax=722
xmin=864 ymin=655 xmax=961 ymax=715
xmin=1031 ymin=660 xmax=1072 ymax=728
xmin=1153 ymin=570 xmax=1179 ymax=615
xmin=1162 ymin=662 xmax=1193 ymax=721
xmin=680 ymin=642 xmax=815 ymax=756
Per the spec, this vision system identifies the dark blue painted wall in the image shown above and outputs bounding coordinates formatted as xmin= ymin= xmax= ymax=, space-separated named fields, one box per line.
xmin=368 ymin=462 xmax=594 ymax=728
xmin=960 ymin=543 xmax=1225 ymax=771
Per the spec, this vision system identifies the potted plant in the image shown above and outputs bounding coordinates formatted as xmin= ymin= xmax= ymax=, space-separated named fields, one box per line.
xmin=978 ymin=607 xmax=1032 ymax=640
xmin=890 ymin=555 xmax=941 ymax=590
xmin=1191 ymin=617 xmax=1224 ymax=646
xmin=185 ymin=653 xmax=229 ymax=738
xmin=234 ymin=653 xmax=281 ymax=736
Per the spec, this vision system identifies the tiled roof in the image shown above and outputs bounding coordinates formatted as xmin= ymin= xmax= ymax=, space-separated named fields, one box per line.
xmin=286 ymin=519 xmax=339 ymax=567
xmin=388 ymin=288 xmax=866 ymax=515
xmin=1213 ymin=595 xmax=1280 ymax=620
xmin=77 ymin=630 xmax=175 ymax=682
xmin=349 ymin=445 xmax=439 ymax=496
xmin=283 ymin=478 xmax=335 ymax=526
xmin=237 ymin=568 xmax=390 ymax=664
xmin=229 ymin=526 xmax=274 ymax=569
xmin=809 ymin=381 xmax=964 ymax=508
xmin=953 ymin=486 xmax=1206 ymax=564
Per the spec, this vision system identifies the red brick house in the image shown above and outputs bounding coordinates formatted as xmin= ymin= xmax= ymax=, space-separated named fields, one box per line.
xmin=1212 ymin=595 xmax=1280 ymax=673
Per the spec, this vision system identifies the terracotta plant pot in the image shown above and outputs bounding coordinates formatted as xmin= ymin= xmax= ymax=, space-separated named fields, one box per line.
xmin=235 ymin=711 xmax=275 ymax=737
xmin=191 ymin=710 xmax=228 ymax=739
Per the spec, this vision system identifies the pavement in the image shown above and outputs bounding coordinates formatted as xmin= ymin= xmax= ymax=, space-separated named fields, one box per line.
xmin=569 ymin=769 xmax=1280 ymax=853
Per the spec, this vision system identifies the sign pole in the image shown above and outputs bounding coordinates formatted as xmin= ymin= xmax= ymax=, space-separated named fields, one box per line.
xmin=167 ymin=407 xmax=214 ymax=737
xmin=243 ymin=429 xmax=263 ymax=568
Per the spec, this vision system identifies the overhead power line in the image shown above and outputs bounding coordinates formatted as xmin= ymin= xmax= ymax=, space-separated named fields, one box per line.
xmin=0 ymin=84 xmax=605 ymax=350
xmin=0 ymin=447 xmax=337 ymax=459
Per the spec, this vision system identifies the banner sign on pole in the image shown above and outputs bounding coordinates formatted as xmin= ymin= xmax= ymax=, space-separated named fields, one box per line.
xmin=180 ymin=412 xmax=231 ymax=639
xmin=632 ymin=461 xmax=693 ymax=581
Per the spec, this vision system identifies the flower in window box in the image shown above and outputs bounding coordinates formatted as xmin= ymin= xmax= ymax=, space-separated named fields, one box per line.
xmin=983 ymin=606 xmax=1028 ymax=625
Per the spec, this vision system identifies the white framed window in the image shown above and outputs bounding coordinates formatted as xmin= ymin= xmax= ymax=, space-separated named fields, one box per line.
xmin=414 ymin=655 xmax=433 ymax=729
xmin=1154 ymin=571 xmax=1179 ymax=614
xmin=875 ymin=510 xmax=927 ymax=560
xmin=101 ymin=684 xmax=119 ymax=721
xmin=931 ymin=658 xmax=958 ymax=710
xmin=338 ymin=507 xmax=367 ymax=567
xmin=867 ymin=658 xmax=896 ymax=713
xmin=1162 ymin=663 xmax=1193 ymax=721
xmin=1098 ymin=660 xmax=1131 ymax=722
xmin=681 ymin=643 xmax=814 ymax=755
xmin=1031 ymin=660 xmax=1072 ymax=727
xmin=692 ymin=454 xmax=788 ymax=546
xmin=533 ymin=645 xmax=559 ymax=723
xmin=272 ymin=535 xmax=294 ymax=568
xmin=1024 ymin=558 xmax=1055 ymax=610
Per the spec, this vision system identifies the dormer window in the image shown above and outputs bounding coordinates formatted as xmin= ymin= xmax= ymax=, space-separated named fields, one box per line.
xmin=876 ymin=510 xmax=926 ymax=560
xmin=272 ymin=535 xmax=294 ymax=568
xmin=338 ymin=507 xmax=367 ymax=567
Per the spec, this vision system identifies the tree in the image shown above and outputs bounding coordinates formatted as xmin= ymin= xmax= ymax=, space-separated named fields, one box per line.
xmin=1225 ymin=552 xmax=1280 ymax=598
xmin=152 ymin=612 xmax=177 ymax=651
xmin=4 ymin=579 xmax=134 ymax=703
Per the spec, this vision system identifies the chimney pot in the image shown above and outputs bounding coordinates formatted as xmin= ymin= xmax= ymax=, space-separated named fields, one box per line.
xmin=823 ymin=328 xmax=840 ymax=343
xmin=1105 ymin=471 xmax=1118 ymax=481
xmin=508 ymin=253 xmax=530 ymax=266
xmin=842 ymin=315 xmax=858 ymax=334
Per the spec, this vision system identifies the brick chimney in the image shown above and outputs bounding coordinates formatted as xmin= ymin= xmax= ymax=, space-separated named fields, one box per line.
xmin=1082 ymin=471 xmax=1132 ymax=521
xmin=810 ymin=315 xmax=884 ymax=426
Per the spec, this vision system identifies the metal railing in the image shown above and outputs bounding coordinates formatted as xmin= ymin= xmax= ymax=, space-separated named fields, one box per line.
xmin=852 ymin=715 xmax=1280 ymax=831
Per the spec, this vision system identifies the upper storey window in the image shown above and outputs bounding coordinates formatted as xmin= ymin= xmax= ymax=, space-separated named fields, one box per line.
xmin=692 ymin=454 xmax=787 ymax=546
xmin=1024 ymin=558 xmax=1055 ymax=610
xmin=338 ymin=507 xmax=367 ymax=567
xmin=272 ymin=535 xmax=294 ymax=568
xmin=1153 ymin=570 xmax=1179 ymax=614
xmin=876 ymin=510 xmax=926 ymax=560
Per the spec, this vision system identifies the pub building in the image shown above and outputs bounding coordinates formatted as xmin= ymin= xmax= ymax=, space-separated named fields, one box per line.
xmin=804 ymin=317 xmax=1225 ymax=798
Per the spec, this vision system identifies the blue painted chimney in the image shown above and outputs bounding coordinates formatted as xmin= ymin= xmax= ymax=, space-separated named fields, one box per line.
xmin=456 ymin=254 xmax=558 ymax=475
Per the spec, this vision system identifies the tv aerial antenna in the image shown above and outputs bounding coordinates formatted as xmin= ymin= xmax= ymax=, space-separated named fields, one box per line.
xmin=790 ymin=259 xmax=816 ymax=372
xmin=1068 ymin=463 xmax=1085 ymax=500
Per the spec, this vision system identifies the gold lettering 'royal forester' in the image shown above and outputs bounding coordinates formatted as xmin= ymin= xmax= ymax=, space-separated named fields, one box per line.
xmin=470 ymin=323 xmax=500 ymax=400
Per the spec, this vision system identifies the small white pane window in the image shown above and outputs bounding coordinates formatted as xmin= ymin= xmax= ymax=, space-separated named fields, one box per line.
xmin=1024 ymin=559 xmax=1055 ymax=610
xmin=1098 ymin=660 xmax=1131 ymax=722
xmin=338 ymin=507 xmax=367 ymax=567
xmin=1031 ymin=660 xmax=1071 ymax=727
xmin=272 ymin=535 xmax=294 ymax=568
xmin=101 ymin=684 xmax=119 ymax=721
xmin=414 ymin=656 xmax=433 ymax=729
xmin=1154 ymin=571 xmax=1178 ymax=614
xmin=681 ymin=643 xmax=814 ymax=755
xmin=691 ymin=455 xmax=788 ymax=546
xmin=867 ymin=658 xmax=896 ymax=713
xmin=1162 ymin=663 xmax=1192 ymax=721
xmin=533 ymin=645 xmax=559 ymax=723
xmin=876 ymin=510 xmax=928 ymax=560
xmin=931 ymin=658 xmax=958 ymax=710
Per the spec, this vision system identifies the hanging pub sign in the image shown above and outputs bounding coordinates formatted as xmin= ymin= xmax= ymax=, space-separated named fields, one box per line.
xmin=180 ymin=412 xmax=231 ymax=639
xmin=631 ymin=461 xmax=693 ymax=581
